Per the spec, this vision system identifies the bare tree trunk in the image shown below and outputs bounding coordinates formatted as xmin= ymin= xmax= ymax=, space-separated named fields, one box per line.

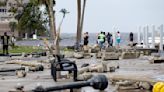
xmin=47 ymin=0 xmax=60 ymax=55
xmin=47 ymin=0 xmax=61 ymax=78
xmin=80 ymin=0 xmax=87 ymax=40
xmin=47 ymin=1 xmax=56 ymax=40
xmin=76 ymin=0 xmax=82 ymax=50
xmin=54 ymin=18 xmax=64 ymax=55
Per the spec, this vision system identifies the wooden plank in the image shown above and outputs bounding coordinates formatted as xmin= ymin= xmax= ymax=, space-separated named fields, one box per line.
xmin=108 ymin=74 xmax=164 ymax=84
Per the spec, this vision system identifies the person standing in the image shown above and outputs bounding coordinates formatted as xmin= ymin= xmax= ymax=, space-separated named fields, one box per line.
xmin=98 ymin=31 xmax=105 ymax=49
xmin=116 ymin=31 xmax=121 ymax=47
xmin=103 ymin=32 xmax=106 ymax=43
xmin=1 ymin=32 xmax=10 ymax=55
xmin=11 ymin=35 xmax=16 ymax=47
xmin=110 ymin=34 xmax=113 ymax=46
xmin=83 ymin=32 xmax=89 ymax=51
xmin=83 ymin=32 xmax=89 ymax=46
xmin=106 ymin=32 xmax=112 ymax=47
xmin=129 ymin=32 xmax=133 ymax=42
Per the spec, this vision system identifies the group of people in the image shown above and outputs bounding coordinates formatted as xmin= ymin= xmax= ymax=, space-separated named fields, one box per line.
xmin=83 ymin=31 xmax=134 ymax=49
xmin=97 ymin=32 xmax=112 ymax=49
xmin=97 ymin=31 xmax=122 ymax=49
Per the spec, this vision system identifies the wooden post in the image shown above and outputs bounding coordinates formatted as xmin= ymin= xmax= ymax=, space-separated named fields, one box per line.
xmin=145 ymin=25 xmax=149 ymax=48
xmin=159 ymin=24 xmax=164 ymax=51
xmin=151 ymin=25 xmax=155 ymax=48
xmin=113 ymin=27 xmax=116 ymax=47
xmin=143 ymin=26 xmax=146 ymax=48
xmin=138 ymin=26 xmax=141 ymax=45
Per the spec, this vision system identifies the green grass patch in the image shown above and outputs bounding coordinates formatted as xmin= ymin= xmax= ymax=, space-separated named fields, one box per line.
xmin=0 ymin=46 xmax=43 ymax=54
xmin=63 ymin=48 xmax=74 ymax=52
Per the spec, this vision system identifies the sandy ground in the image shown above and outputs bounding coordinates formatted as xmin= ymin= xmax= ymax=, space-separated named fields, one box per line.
xmin=0 ymin=55 xmax=164 ymax=92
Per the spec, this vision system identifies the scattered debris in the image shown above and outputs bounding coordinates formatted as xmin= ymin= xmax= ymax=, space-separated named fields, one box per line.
xmin=16 ymin=70 xmax=26 ymax=78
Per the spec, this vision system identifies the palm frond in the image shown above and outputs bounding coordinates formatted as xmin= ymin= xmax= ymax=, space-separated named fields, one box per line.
xmin=60 ymin=8 xmax=69 ymax=18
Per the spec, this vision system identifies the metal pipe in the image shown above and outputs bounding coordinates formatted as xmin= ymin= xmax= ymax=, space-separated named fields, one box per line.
xmin=45 ymin=81 xmax=90 ymax=91
xmin=0 ymin=67 xmax=25 ymax=72
xmin=0 ymin=65 xmax=44 ymax=72
xmin=32 ymin=75 xmax=108 ymax=92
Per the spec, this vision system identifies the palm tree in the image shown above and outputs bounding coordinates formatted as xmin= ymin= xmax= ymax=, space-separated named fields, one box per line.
xmin=60 ymin=8 xmax=69 ymax=18
xmin=44 ymin=0 xmax=58 ymax=54
xmin=30 ymin=0 xmax=62 ymax=79
xmin=58 ymin=8 xmax=69 ymax=35
xmin=76 ymin=0 xmax=87 ymax=50
xmin=54 ymin=9 xmax=69 ymax=54
xmin=80 ymin=0 xmax=87 ymax=39
xmin=29 ymin=0 xmax=58 ymax=54
xmin=76 ymin=0 xmax=82 ymax=50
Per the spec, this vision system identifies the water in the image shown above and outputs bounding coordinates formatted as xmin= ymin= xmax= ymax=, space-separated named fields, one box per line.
xmin=15 ymin=33 xmax=138 ymax=46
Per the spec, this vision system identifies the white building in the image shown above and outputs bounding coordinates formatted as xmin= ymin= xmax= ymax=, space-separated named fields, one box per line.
xmin=0 ymin=0 xmax=29 ymax=36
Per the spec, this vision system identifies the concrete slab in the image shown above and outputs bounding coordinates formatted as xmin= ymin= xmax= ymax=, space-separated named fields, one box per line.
xmin=0 ymin=56 xmax=161 ymax=92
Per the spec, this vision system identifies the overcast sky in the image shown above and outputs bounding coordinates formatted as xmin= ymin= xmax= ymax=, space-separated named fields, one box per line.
xmin=55 ymin=0 xmax=164 ymax=33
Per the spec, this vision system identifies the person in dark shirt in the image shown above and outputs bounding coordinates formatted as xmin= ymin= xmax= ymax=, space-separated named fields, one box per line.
xmin=83 ymin=32 xmax=89 ymax=46
xmin=129 ymin=32 xmax=133 ymax=42
xmin=106 ymin=32 xmax=112 ymax=47
xmin=1 ymin=32 xmax=10 ymax=55
xmin=103 ymin=32 xmax=106 ymax=43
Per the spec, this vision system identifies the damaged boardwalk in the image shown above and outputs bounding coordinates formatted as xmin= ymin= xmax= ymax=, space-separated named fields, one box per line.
xmin=0 ymin=45 xmax=164 ymax=92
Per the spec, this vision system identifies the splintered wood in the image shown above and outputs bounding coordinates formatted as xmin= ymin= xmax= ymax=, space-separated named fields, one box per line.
xmin=5 ymin=60 xmax=41 ymax=67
